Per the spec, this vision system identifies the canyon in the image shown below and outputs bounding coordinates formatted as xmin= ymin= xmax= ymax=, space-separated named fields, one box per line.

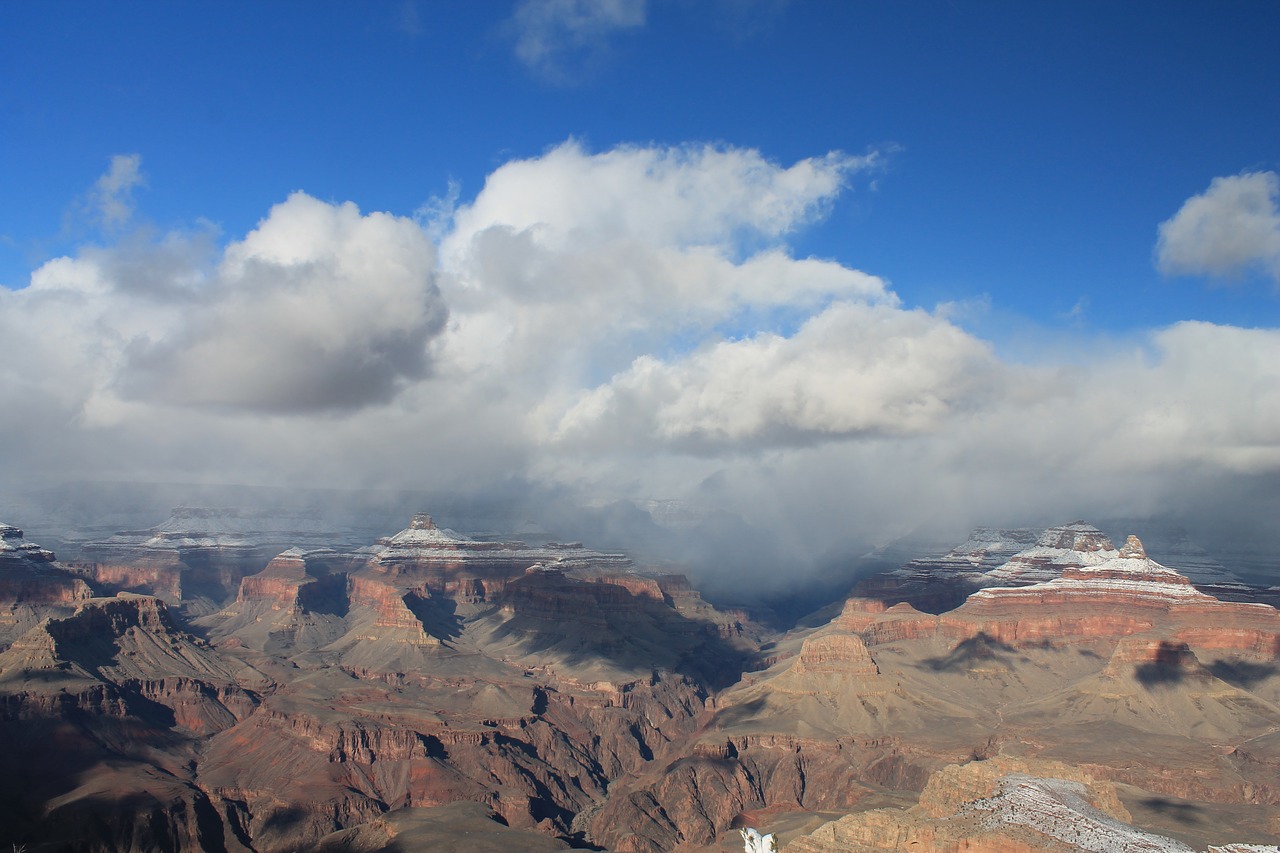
xmin=0 ymin=509 xmax=1277 ymax=851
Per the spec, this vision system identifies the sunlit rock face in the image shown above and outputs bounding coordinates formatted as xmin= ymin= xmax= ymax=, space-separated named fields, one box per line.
xmin=784 ymin=758 xmax=1189 ymax=853
xmin=854 ymin=520 xmax=1278 ymax=616
xmin=588 ymin=535 xmax=1280 ymax=852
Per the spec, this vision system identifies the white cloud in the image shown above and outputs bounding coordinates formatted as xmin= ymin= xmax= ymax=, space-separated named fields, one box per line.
xmin=545 ymin=301 xmax=997 ymax=452
xmin=8 ymin=192 xmax=446 ymax=417
xmin=509 ymin=0 xmax=646 ymax=81
xmin=4 ymin=142 xmax=1280 ymax=566
xmin=1155 ymin=170 xmax=1280 ymax=283
xmin=89 ymin=153 xmax=145 ymax=229
xmin=438 ymin=141 xmax=884 ymax=385
xmin=446 ymin=141 xmax=867 ymax=256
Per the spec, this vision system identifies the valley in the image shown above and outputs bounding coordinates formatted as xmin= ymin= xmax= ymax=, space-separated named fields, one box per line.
xmin=0 ymin=510 xmax=1277 ymax=852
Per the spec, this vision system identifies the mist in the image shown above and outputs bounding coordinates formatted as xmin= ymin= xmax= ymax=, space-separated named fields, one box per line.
xmin=3 ymin=143 xmax=1280 ymax=592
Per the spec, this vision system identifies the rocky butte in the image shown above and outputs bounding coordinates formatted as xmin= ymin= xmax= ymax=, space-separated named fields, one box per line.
xmin=586 ymin=531 xmax=1280 ymax=851
xmin=0 ymin=513 xmax=1276 ymax=852
xmin=0 ymin=524 xmax=93 ymax=646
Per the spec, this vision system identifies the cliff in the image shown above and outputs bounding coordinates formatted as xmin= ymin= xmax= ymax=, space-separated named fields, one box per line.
xmin=0 ymin=523 xmax=96 ymax=647
xmin=585 ymin=537 xmax=1280 ymax=851
xmin=70 ymin=506 xmax=372 ymax=605
xmin=365 ymin=512 xmax=634 ymax=603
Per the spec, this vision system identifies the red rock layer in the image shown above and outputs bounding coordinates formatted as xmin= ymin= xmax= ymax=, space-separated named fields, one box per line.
xmin=348 ymin=574 xmax=433 ymax=636
xmin=792 ymin=633 xmax=879 ymax=676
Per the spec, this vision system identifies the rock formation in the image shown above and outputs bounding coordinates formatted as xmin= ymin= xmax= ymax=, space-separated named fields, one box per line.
xmin=785 ymin=757 xmax=1198 ymax=853
xmin=853 ymin=526 xmax=1039 ymax=613
xmin=3 ymin=509 xmax=1278 ymax=853
xmin=365 ymin=512 xmax=634 ymax=603
xmin=71 ymin=506 xmax=377 ymax=606
xmin=0 ymin=523 xmax=95 ymax=646
xmin=854 ymin=521 xmax=1275 ymax=615
xmin=584 ymin=537 xmax=1280 ymax=852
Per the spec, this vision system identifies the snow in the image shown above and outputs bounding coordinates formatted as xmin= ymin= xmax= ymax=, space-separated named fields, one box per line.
xmin=385 ymin=525 xmax=470 ymax=545
xmin=965 ymin=775 xmax=1195 ymax=852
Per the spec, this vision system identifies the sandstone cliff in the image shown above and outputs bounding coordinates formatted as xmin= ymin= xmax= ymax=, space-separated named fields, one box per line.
xmin=585 ymin=537 xmax=1280 ymax=852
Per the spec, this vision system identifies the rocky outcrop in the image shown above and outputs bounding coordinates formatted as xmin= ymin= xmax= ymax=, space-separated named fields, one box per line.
xmin=588 ymin=537 xmax=1280 ymax=852
xmin=948 ymin=537 xmax=1280 ymax=648
xmin=783 ymin=758 xmax=1198 ymax=853
xmin=188 ymin=671 xmax=710 ymax=851
xmin=0 ymin=591 xmax=270 ymax=852
xmin=0 ymin=523 xmax=56 ymax=563
xmin=0 ymin=524 xmax=95 ymax=647
xmin=0 ymin=524 xmax=93 ymax=604
xmin=853 ymin=527 xmax=1039 ymax=613
xmin=70 ymin=506 xmax=370 ymax=605
xmin=791 ymin=633 xmax=879 ymax=676
xmin=853 ymin=522 xmax=1128 ymax=615
xmin=367 ymin=513 xmax=633 ymax=603
xmin=588 ymin=734 xmax=937 ymax=852
xmin=0 ymin=595 xmax=263 ymax=717
xmin=347 ymin=574 xmax=434 ymax=638
xmin=312 ymin=801 xmax=572 ymax=853
xmin=979 ymin=521 xmax=1118 ymax=587
xmin=854 ymin=521 xmax=1278 ymax=617
xmin=235 ymin=548 xmax=315 ymax=605
xmin=480 ymin=566 xmax=755 ymax=690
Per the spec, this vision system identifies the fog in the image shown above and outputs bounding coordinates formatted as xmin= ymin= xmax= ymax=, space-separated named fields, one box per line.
xmin=3 ymin=143 xmax=1280 ymax=592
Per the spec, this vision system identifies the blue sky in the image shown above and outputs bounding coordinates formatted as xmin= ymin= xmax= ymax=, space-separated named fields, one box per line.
xmin=3 ymin=1 xmax=1280 ymax=554
xmin=6 ymin=2 xmax=1277 ymax=326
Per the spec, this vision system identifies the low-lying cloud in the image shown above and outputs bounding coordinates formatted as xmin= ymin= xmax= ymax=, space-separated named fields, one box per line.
xmin=3 ymin=144 xmax=1279 ymax=567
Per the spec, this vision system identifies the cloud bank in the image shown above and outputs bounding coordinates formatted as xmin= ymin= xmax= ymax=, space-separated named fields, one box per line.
xmin=3 ymin=145 xmax=1280 ymax=567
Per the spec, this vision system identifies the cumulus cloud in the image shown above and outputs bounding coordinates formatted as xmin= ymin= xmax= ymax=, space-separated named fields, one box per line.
xmin=438 ymin=141 xmax=884 ymax=384
xmin=447 ymin=141 xmax=867 ymax=254
xmin=1156 ymin=170 xmax=1280 ymax=283
xmin=4 ymin=142 xmax=1280 ymax=574
xmin=546 ymin=301 xmax=998 ymax=452
xmin=8 ymin=192 xmax=446 ymax=418
xmin=509 ymin=0 xmax=646 ymax=81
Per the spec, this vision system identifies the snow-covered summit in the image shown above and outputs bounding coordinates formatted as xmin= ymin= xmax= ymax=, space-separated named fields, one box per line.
xmin=886 ymin=527 xmax=1038 ymax=579
xmin=380 ymin=512 xmax=469 ymax=546
xmin=1063 ymin=535 xmax=1195 ymax=590
xmin=370 ymin=513 xmax=633 ymax=573
xmin=980 ymin=522 xmax=1119 ymax=587
xmin=969 ymin=535 xmax=1247 ymax=606
xmin=0 ymin=523 xmax=55 ymax=563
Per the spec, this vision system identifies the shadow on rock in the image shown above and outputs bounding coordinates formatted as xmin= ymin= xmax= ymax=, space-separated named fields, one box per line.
xmin=920 ymin=632 xmax=1018 ymax=672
